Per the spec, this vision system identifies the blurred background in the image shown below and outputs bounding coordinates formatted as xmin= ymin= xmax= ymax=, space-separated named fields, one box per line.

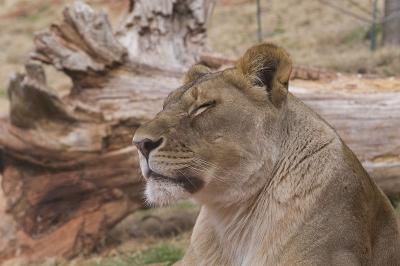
xmin=3 ymin=0 xmax=400 ymax=95
xmin=0 ymin=0 xmax=399 ymax=265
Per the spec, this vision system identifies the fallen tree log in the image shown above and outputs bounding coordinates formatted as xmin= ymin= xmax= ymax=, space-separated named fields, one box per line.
xmin=291 ymin=81 xmax=400 ymax=196
xmin=0 ymin=0 xmax=214 ymax=262
xmin=0 ymin=0 xmax=399 ymax=263
xmin=201 ymin=56 xmax=400 ymax=197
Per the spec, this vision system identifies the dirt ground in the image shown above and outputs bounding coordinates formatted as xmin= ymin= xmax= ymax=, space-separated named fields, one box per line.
xmin=1 ymin=0 xmax=399 ymax=112
xmin=0 ymin=1 xmax=399 ymax=265
xmin=3 ymin=201 xmax=199 ymax=266
xmin=209 ymin=0 xmax=400 ymax=77
xmin=1 ymin=0 xmax=400 ymax=96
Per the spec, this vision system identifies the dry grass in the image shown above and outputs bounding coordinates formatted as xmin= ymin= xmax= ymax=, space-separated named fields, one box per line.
xmin=0 ymin=1 xmax=399 ymax=265
xmin=209 ymin=0 xmax=400 ymax=76
xmin=1 ymin=0 xmax=400 ymax=98
xmin=3 ymin=201 xmax=198 ymax=266
xmin=0 ymin=0 xmax=128 ymax=99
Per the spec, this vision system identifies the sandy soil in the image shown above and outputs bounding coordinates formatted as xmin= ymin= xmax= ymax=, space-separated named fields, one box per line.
xmin=0 ymin=1 xmax=399 ymax=265
xmin=1 ymin=0 xmax=400 ymax=97
xmin=209 ymin=0 xmax=400 ymax=76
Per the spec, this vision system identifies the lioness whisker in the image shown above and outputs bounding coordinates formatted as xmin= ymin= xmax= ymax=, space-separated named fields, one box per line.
xmin=132 ymin=42 xmax=400 ymax=265
xmin=185 ymin=164 xmax=228 ymax=184
xmin=177 ymin=169 xmax=197 ymax=189
xmin=192 ymin=157 xmax=246 ymax=180
xmin=187 ymin=163 xmax=239 ymax=188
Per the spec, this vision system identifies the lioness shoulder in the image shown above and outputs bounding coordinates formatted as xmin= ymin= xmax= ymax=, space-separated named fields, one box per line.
xmin=133 ymin=43 xmax=400 ymax=265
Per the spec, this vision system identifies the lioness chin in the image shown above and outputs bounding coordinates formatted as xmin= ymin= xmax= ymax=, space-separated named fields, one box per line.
xmin=133 ymin=43 xmax=400 ymax=265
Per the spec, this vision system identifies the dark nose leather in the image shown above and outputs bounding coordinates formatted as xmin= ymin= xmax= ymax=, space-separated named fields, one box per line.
xmin=133 ymin=138 xmax=163 ymax=159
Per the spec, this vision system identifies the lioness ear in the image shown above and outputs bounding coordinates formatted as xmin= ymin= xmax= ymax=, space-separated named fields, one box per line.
xmin=237 ymin=43 xmax=292 ymax=107
xmin=183 ymin=64 xmax=211 ymax=84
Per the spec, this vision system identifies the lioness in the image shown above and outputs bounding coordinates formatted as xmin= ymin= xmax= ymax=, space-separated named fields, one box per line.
xmin=133 ymin=43 xmax=400 ymax=265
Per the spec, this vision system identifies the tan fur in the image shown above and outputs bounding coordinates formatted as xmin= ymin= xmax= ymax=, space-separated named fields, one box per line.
xmin=133 ymin=43 xmax=400 ymax=265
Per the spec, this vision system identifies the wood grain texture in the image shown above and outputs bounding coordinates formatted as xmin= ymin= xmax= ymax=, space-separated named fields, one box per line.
xmin=116 ymin=0 xmax=215 ymax=71
xmin=0 ymin=0 xmax=399 ymax=263
xmin=291 ymin=86 xmax=400 ymax=196
xmin=0 ymin=0 xmax=214 ymax=262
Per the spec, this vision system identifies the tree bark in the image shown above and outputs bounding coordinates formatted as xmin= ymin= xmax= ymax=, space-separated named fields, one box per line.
xmin=115 ymin=0 xmax=215 ymax=70
xmin=0 ymin=0 xmax=214 ymax=262
xmin=291 ymin=84 xmax=400 ymax=196
xmin=0 ymin=0 xmax=399 ymax=264
xmin=383 ymin=0 xmax=400 ymax=46
xmin=201 ymin=57 xmax=400 ymax=197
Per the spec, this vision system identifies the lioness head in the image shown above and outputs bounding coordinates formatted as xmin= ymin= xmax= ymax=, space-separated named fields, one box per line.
xmin=133 ymin=43 xmax=292 ymax=206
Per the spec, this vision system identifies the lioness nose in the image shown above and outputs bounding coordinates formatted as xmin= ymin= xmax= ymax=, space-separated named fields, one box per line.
xmin=133 ymin=137 xmax=163 ymax=159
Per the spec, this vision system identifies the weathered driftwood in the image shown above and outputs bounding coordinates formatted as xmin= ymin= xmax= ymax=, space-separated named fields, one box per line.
xmin=202 ymin=56 xmax=400 ymax=197
xmin=0 ymin=0 xmax=214 ymax=262
xmin=0 ymin=0 xmax=399 ymax=263
xmin=291 ymin=85 xmax=400 ymax=196
xmin=116 ymin=0 xmax=215 ymax=70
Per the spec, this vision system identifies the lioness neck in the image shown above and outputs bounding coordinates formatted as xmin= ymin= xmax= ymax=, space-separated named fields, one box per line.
xmin=186 ymin=95 xmax=343 ymax=265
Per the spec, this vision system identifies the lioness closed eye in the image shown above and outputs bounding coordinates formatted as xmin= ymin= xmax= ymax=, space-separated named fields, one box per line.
xmin=133 ymin=43 xmax=400 ymax=265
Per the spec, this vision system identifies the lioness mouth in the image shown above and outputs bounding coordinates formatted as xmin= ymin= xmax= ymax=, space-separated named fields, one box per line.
xmin=132 ymin=42 xmax=400 ymax=264
xmin=150 ymin=171 xmax=204 ymax=193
